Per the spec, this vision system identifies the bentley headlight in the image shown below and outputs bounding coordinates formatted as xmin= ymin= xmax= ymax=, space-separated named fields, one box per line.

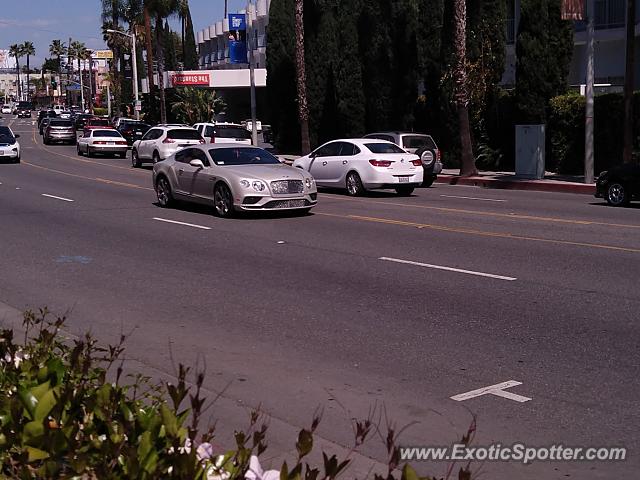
xmin=252 ymin=181 xmax=266 ymax=192
xmin=240 ymin=179 xmax=251 ymax=188
xmin=305 ymin=177 xmax=313 ymax=188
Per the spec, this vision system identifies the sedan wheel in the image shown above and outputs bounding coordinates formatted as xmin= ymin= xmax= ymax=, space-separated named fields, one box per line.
xmin=152 ymin=151 xmax=161 ymax=164
xmin=214 ymin=184 xmax=234 ymax=218
xmin=606 ymin=182 xmax=628 ymax=206
xmin=395 ymin=186 xmax=415 ymax=196
xmin=132 ymin=150 xmax=141 ymax=168
xmin=156 ymin=177 xmax=174 ymax=208
xmin=77 ymin=144 xmax=83 ymax=156
xmin=346 ymin=172 xmax=365 ymax=196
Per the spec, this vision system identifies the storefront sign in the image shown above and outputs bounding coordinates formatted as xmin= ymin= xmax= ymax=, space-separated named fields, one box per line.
xmin=170 ymin=73 xmax=211 ymax=86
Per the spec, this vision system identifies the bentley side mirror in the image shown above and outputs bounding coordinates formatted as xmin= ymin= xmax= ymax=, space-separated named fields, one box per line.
xmin=190 ymin=159 xmax=205 ymax=169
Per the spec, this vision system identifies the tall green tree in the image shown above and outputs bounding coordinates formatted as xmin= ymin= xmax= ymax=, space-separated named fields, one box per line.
xmin=515 ymin=0 xmax=573 ymax=123
xmin=21 ymin=42 xmax=35 ymax=102
xmin=295 ymin=0 xmax=311 ymax=153
xmin=9 ymin=44 xmax=23 ymax=99
xmin=171 ymin=87 xmax=226 ymax=124
xmin=181 ymin=0 xmax=198 ymax=69
xmin=163 ymin=21 xmax=178 ymax=71
xmin=49 ymin=40 xmax=65 ymax=78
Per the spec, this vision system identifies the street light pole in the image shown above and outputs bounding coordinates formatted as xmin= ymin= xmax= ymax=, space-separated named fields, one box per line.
xmin=584 ymin=0 xmax=595 ymax=183
xmin=107 ymin=28 xmax=140 ymax=120
xmin=248 ymin=1 xmax=258 ymax=146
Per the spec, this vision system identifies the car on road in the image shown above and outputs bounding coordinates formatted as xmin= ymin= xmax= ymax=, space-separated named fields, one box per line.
xmin=193 ymin=122 xmax=252 ymax=145
xmin=16 ymin=101 xmax=33 ymax=118
xmin=595 ymin=164 xmax=640 ymax=206
xmin=39 ymin=117 xmax=53 ymax=136
xmin=84 ymin=118 xmax=112 ymax=131
xmin=43 ymin=119 xmax=77 ymax=145
xmin=293 ymin=139 xmax=423 ymax=196
xmin=132 ymin=125 xmax=204 ymax=167
xmin=1 ymin=105 xmax=13 ymax=115
xmin=153 ymin=144 xmax=317 ymax=217
xmin=0 ymin=126 xmax=20 ymax=163
xmin=242 ymin=118 xmax=262 ymax=134
xmin=74 ymin=114 xmax=94 ymax=131
xmin=59 ymin=111 xmax=72 ymax=120
xmin=77 ymin=129 xmax=128 ymax=158
xmin=38 ymin=109 xmax=58 ymax=128
xmin=117 ymin=120 xmax=151 ymax=146
xmin=363 ymin=132 xmax=443 ymax=187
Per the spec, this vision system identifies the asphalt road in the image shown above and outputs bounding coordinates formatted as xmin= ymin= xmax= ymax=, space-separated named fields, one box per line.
xmin=1 ymin=116 xmax=639 ymax=479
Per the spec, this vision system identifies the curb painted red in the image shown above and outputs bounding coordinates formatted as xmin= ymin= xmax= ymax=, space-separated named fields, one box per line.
xmin=435 ymin=174 xmax=595 ymax=195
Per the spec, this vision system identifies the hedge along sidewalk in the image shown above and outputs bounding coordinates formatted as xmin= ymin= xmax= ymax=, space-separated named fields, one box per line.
xmin=436 ymin=169 xmax=596 ymax=195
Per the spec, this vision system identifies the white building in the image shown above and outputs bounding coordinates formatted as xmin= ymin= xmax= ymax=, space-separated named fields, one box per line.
xmin=504 ymin=0 xmax=638 ymax=91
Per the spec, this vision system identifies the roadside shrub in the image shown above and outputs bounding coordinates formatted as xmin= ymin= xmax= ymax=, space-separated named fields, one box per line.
xmin=547 ymin=93 xmax=584 ymax=173
xmin=0 ymin=309 xmax=472 ymax=480
xmin=93 ymin=107 xmax=108 ymax=116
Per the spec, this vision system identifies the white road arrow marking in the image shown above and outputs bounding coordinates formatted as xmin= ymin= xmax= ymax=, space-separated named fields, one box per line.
xmin=451 ymin=380 xmax=531 ymax=403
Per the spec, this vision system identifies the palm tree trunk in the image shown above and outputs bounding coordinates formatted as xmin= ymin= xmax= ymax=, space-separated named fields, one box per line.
xmin=144 ymin=4 xmax=155 ymax=91
xmin=623 ymin=0 xmax=636 ymax=163
xmin=294 ymin=0 xmax=311 ymax=154
xmin=26 ymin=56 xmax=30 ymax=102
xmin=453 ymin=0 xmax=476 ymax=176
xmin=16 ymin=58 xmax=21 ymax=99
xmin=156 ymin=13 xmax=167 ymax=124
xmin=181 ymin=16 xmax=186 ymax=67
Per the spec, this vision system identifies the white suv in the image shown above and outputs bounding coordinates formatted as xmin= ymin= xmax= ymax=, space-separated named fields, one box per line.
xmin=193 ymin=122 xmax=252 ymax=145
xmin=131 ymin=125 xmax=204 ymax=168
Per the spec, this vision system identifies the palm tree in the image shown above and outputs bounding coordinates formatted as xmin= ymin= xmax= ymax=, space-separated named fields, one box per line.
xmin=21 ymin=42 xmax=35 ymax=102
xmin=453 ymin=0 xmax=476 ymax=176
xmin=171 ymin=87 xmax=226 ymax=124
xmin=49 ymin=39 xmax=66 ymax=78
xmin=143 ymin=0 xmax=156 ymax=93
xmin=294 ymin=0 xmax=310 ymax=154
xmin=9 ymin=44 xmax=23 ymax=100
xmin=69 ymin=41 xmax=88 ymax=109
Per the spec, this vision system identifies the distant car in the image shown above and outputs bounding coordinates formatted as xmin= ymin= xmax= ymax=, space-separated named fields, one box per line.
xmin=363 ymin=132 xmax=443 ymax=187
xmin=77 ymin=128 xmax=128 ymax=158
xmin=293 ymin=139 xmax=423 ymax=196
xmin=43 ymin=119 xmax=76 ymax=145
xmin=16 ymin=101 xmax=33 ymax=118
xmin=242 ymin=119 xmax=262 ymax=133
xmin=39 ymin=117 xmax=52 ymax=135
xmin=595 ymin=164 xmax=640 ymax=206
xmin=52 ymin=105 xmax=64 ymax=115
xmin=152 ymin=144 xmax=317 ymax=217
xmin=117 ymin=121 xmax=151 ymax=147
xmin=132 ymin=125 xmax=204 ymax=167
xmin=0 ymin=126 xmax=20 ymax=163
xmin=59 ymin=111 xmax=72 ymax=119
xmin=1 ymin=105 xmax=12 ymax=115
xmin=74 ymin=114 xmax=94 ymax=131
xmin=84 ymin=118 xmax=112 ymax=131
xmin=38 ymin=109 xmax=58 ymax=127
xmin=193 ymin=122 xmax=252 ymax=145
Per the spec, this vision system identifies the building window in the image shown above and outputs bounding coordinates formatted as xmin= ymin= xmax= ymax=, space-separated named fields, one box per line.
xmin=505 ymin=0 xmax=516 ymax=45
xmin=594 ymin=0 xmax=625 ymax=29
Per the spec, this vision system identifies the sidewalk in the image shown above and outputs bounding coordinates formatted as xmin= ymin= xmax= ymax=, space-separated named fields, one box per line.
xmin=436 ymin=169 xmax=596 ymax=195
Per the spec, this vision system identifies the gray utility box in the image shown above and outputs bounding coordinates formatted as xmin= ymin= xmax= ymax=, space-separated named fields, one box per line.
xmin=515 ymin=125 xmax=545 ymax=180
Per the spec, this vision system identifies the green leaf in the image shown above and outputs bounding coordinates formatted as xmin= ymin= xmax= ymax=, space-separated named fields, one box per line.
xmin=296 ymin=429 xmax=313 ymax=458
xmin=26 ymin=446 xmax=50 ymax=462
xmin=160 ymin=403 xmax=178 ymax=437
xmin=280 ymin=461 xmax=289 ymax=480
xmin=30 ymin=381 xmax=51 ymax=401
xmin=34 ymin=387 xmax=58 ymax=422
xmin=402 ymin=464 xmax=420 ymax=480
xmin=18 ymin=387 xmax=38 ymax=420
xmin=24 ymin=420 xmax=45 ymax=443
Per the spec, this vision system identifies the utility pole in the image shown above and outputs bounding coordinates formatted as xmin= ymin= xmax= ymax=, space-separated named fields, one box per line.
xmin=107 ymin=28 xmax=140 ymax=120
xmin=68 ymin=37 xmax=72 ymax=106
xmin=248 ymin=1 xmax=258 ymax=146
xmin=584 ymin=0 xmax=595 ymax=183
xmin=623 ymin=0 xmax=636 ymax=163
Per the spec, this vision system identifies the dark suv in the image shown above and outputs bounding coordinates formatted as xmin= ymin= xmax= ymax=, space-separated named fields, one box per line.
xmin=117 ymin=120 xmax=151 ymax=146
xmin=44 ymin=119 xmax=77 ymax=145
xmin=16 ymin=101 xmax=33 ymax=118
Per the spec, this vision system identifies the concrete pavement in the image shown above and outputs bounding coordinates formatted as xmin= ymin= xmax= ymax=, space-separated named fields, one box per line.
xmin=0 ymin=116 xmax=638 ymax=479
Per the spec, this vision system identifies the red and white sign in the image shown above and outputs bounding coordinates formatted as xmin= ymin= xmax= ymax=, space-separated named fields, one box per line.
xmin=170 ymin=73 xmax=211 ymax=86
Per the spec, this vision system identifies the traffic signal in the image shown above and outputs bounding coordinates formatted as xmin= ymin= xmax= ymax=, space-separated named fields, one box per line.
xmin=51 ymin=79 xmax=57 ymax=89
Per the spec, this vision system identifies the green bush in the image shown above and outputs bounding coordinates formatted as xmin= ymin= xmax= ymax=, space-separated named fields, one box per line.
xmin=93 ymin=107 xmax=108 ymax=116
xmin=0 ymin=310 xmax=470 ymax=480
xmin=547 ymin=93 xmax=584 ymax=173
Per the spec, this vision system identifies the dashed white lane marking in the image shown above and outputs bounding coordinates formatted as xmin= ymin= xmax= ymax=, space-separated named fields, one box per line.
xmin=451 ymin=380 xmax=532 ymax=403
xmin=42 ymin=193 xmax=74 ymax=202
xmin=153 ymin=217 xmax=211 ymax=230
xmin=440 ymin=194 xmax=506 ymax=202
xmin=379 ymin=256 xmax=517 ymax=281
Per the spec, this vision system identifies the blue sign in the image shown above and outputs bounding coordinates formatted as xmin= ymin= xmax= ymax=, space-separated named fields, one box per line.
xmin=66 ymin=84 xmax=81 ymax=91
xmin=228 ymin=13 xmax=246 ymax=31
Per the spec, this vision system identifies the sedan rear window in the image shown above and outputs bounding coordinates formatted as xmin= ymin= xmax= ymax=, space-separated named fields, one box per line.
xmin=364 ymin=143 xmax=406 ymax=154
xmin=215 ymin=127 xmax=251 ymax=139
xmin=208 ymin=147 xmax=280 ymax=166
xmin=167 ymin=129 xmax=202 ymax=140
xmin=93 ymin=130 xmax=122 ymax=138
xmin=402 ymin=135 xmax=436 ymax=150
xmin=88 ymin=119 xmax=111 ymax=126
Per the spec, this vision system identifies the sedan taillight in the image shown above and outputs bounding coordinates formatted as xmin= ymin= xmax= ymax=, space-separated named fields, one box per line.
xmin=369 ymin=159 xmax=393 ymax=167
xmin=94 ymin=141 xmax=107 ymax=145
xmin=411 ymin=159 xmax=422 ymax=166
xmin=116 ymin=141 xmax=127 ymax=145
xmin=436 ymin=149 xmax=441 ymax=161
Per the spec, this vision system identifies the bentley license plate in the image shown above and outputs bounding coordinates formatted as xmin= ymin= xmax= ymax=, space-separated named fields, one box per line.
xmin=280 ymin=200 xmax=305 ymax=208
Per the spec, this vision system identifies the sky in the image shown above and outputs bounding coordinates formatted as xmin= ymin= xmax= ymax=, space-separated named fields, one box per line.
xmin=0 ymin=0 xmax=248 ymax=67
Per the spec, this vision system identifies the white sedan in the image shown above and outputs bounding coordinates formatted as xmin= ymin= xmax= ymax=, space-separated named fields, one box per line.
xmin=0 ymin=126 xmax=20 ymax=162
xmin=77 ymin=129 xmax=128 ymax=158
xmin=1 ymin=105 xmax=12 ymax=115
xmin=293 ymin=139 xmax=423 ymax=196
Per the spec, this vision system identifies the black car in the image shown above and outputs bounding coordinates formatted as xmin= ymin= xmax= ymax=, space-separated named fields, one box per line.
xmin=595 ymin=164 xmax=640 ymax=206
xmin=16 ymin=101 xmax=33 ymax=118
xmin=117 ymin=121 xmax=151 ymax=146
xmin=38 ymin=110 xmax=57 ymax=128
xmin=74 ymin=114 xmax=94 ymax=131
xmin=39 ymin=117 xmax=52 ymax=136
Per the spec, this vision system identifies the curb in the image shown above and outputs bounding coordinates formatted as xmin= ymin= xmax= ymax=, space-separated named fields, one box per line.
xmin=435 ymin=174 xmax=595 ymax=195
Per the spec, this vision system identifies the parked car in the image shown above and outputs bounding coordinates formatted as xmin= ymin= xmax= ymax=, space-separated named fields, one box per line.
xmin=293 ymin=139 xmax=423 ymax=196
xmin=153 ymin=144 xmax=317 ymax=217
xmin=1 ymin=105 xmax=13 ymax=115
xmin=43 ymin=119 xmax=77 ymax=145
xmin=16 ymin=101 xmax=33 ymax=118
xmin=595 ymin=164 xmax=640 ymax=206
xmin=74 ymin=114 xmax=94 ymax=131
xmin=117 ymin=120 xmax=151 ymax=146
xmin=77 ymin=129 xmax=128 ymax=158
xmin=193 ymin=122 xmax=252 ymax=145
xmin=59 ymin=111 xmax=72 ymax=119
xmin=0 ymin=126 xmax=20 ymax=163
xmin=39 ymin=117 xmax=52 ymax=136
xmin=132 ymin=126 xmax=204 ymax=168
xmin=363 ymin=132 xmax=443 ymax=187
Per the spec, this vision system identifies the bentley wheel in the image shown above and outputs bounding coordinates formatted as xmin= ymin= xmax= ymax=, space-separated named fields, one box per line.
xmin=214 ymin=184 xmax=234 ymax=218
